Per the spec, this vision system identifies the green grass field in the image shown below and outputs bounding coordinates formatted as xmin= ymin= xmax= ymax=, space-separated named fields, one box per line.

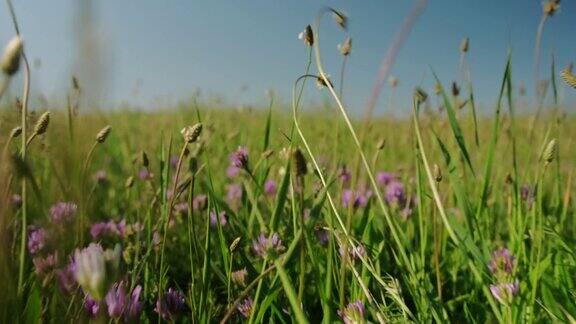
xmin=1 ymin=2 xmax=576 ymax=323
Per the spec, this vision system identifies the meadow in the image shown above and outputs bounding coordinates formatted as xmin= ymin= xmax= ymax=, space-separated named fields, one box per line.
xmin=2 ymin=2 xmax=576 ymax=323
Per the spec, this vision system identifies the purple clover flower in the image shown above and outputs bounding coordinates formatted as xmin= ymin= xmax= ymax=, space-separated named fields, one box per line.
xmin=342 ymin=189 xmax=372 ymax=209
xmin=490 ymin=280 xmax=519 ymax=305
xmin=264 ymin=179 xmax=277 ymax=197
xmin=84 ymin=295 xmax=100 ymax=318
xmin=339 ymin=244 xmax=367 ymax=263
xmin=105 ymin=281 xmax=127 ymax=318
xmin=210 ymin=210 xmax=227 ymax=228
xmin=521 ymin=184 xmax=535 ymax=208
xmin=90 ymin=219 xmax=128 ymax=239
xmin=170 ymin=154 xmax=179 ymax=169
xmin=231 ymin=268 xmax=248 ymax=286
xmin=315 ymin=227 xmax=329 ymax=247
xmin=33 ymin=253 xmax=57 ymax=275
xmin=338 ymin=300 xmax=365 ymax=324
xmin=28 ymin=227 xmax=46 ymax=254
xmin=237 ymin=297 xmax=253 ymax=318
xmin=226 ymin=165 xmax=240 ymax=178
xmin=226 ymin=183 xmax=243 ymax=207
xmin=385 ymin=181 xmax=406 ymax=205
xmin=155 ymin=287 xmax=186 ymax=321
xmin=55 ymin=260 xmax=77 ymax=294
xmin=193 ymin=194 xmax=207 ymax=211
xmin=253 ymin=232 xmax=285 ymax=259
xmin=229 ymin=146 xmax=249 ymax=169
xmin=50 ymin=202 xmax=77 ymax=223
xmin=338 ymin=165 xmax=351 ymax=187
xmin=376 ymin=171 xmax=395 ymax=187
xmin=138 ymin=168 xmax=152 ymax=181
xmin=125 ymin=285 xmax=143 ymax=321
xmin=174 ymin=202 xmax=189 ymax=215
xmin=488 ymin=247 xmax=516 ymax=276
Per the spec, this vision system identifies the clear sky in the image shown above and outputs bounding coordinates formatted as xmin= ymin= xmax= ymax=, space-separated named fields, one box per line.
xmin=0 ymin=1 xmax=575 ymax=115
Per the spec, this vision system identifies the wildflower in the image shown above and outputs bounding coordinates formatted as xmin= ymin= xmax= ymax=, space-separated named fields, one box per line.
xmin=155 ymin=287 xmax=186 ymax=321
xmin=376 ymin=171 xmax=395 ymax=187
xmin=174 ymin=202 xmax=189 ymax=215
xmin=94 ymin=170 xmax=108 ymax=184
xmin=10 ymin=194 xmax=22 ymax=209
xmin=521 ymin=185 xmax=535 ymax=208
xmin=226 ymin=165 xmax=240 ymax=178
xmin=338 ymin=165 xmax=351 ymax=187
xmin=33 ymin=253 xmax=57 ymax=275
xmin=74 ymin=243 xmax=121 ymax=301
xmin=28 ymin=227 xmax=46 ymax=254
xmin=231 ymin=268 xmax=248 ymax=286
xmin=84 ymin=295 xmax=100 ymax=318
xmin=342 ymin=189 xmax=372 ymax=209
xmin=210 ymin=210 xmax=227 ymax=228
xmin=226 ymin=183 xmax=243 ymax=206
xmin=488 ymin=247 xmax=516 ymax=276
xmin=90 ymin=219 xmax=128 ymax=239
xmin=50 ymin=202 xmax=77 ymax=223
xmin=253 ymin=232 xmax=285 ymax=259
xmin=55 ymin=261 xmax=77 ymax=294
xmin=315 ymin=227 xmax=329 ymax=247
xmin=125 ymin=285 xmax=143 ymax=321
xmin=298 ymin=25 xmax=314 ymax=46
xmin=169 ymin=154 xmax=179 ymax=169
xmin=490 ymin=281 xmax=519 ymax=305
xmin=230 ymin=146 xmax=249 ymax=169
xmin=237 ymin=297 xmax=253 ymax=318
xmin=193 ymin=194 xmax=207 ymax=211
xmin=1 ymin=36 xmax=23 ymax=76
xmin=264 ymin=179 xmax=277 ymax=197
xmin=385 ymin=181 xmax=406 ymax=205
xmin=338 ymin=300 xmax=365 ymax=324
xmin=340 ymin=244 xmax=367 ymax=262
xmin=138 ymin=168 xmax=152 ymax=181
xmin=105 ymin=281 xmax=127 ymax=318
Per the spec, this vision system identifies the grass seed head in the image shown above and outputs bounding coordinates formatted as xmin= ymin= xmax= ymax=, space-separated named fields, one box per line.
xmin=376 ymin=138 xmax=386 ymax=150
xmin=560 ymin=67 xmax=576 ymax=89
xmin=451 ymin=82 xmax=460 ymax=97
xmin=1 ymin=36 xmax=23 ymax=76
xmin=338 ymin=36 xmax=352 ymax=56
xmin=141 ymin=151 xmax=149 ymax=167
xmin=316 ymin=75 xmax=333 ymax=89
xmin=292 ymin=148 xmax=308 ymax=177
xmin=414 ymin=87 xmax=428 ymax=104
xmin=181 ymin=123 xmax=203 ymax=143
xmin=434 ymin=163 xmax=442 ymax=182
xmin=230 ymin=237 xmax=241 ymax=252
xmin=332 ymin=10 xmax=348 ymax=30
xmin=33 ymin=111 xmax=50 ymax=136
xmin=543 ymin=0 xmax=560 ymax=16
xmin=543 ymin=138 xmax=557 ymax=164
xmin=460 ymin=37 xmax=469 ymax=53
xmin=125 ymin=176 xmax=134 ymax=188
xmin=298 ymin=25 xmax=314 ymax=47
xmin=388 ymin=76 xmax=398 ymax=88
xmin=9 ymin=126 xmax=22 ymax=139
xmin=95 ymin=125 xmax=112 ymax=143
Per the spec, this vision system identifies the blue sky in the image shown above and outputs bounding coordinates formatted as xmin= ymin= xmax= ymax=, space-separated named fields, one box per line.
xmin=0 ymin=1 xmax=574 ymax=115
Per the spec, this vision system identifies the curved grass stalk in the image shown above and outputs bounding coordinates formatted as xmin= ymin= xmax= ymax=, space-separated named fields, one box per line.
xmin=311 ymin=8 xmax=412 ymax=278
xmin=5 ymin=0 xmax=32 ymax=297
xmin=291 ymin=74 xmax=405 ymax=321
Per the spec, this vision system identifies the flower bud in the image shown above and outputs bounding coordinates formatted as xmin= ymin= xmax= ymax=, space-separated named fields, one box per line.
xmin=1 ymin=36 xmax=23 ymax=76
